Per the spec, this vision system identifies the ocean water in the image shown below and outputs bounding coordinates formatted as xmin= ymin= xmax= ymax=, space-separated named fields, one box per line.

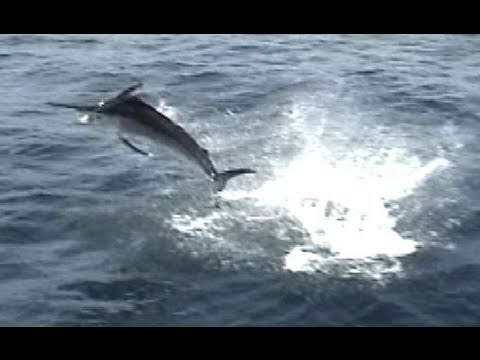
xmin=1 ymin=34 xmax=480 ymax=326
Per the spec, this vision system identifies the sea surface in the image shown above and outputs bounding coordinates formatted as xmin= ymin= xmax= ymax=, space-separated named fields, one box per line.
xmin=1 ymin=34 xmax=480 ymax=326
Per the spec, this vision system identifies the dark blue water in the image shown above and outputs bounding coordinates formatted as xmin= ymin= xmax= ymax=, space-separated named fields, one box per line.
xmin=1 ymin=34 xmax=480 ymax=326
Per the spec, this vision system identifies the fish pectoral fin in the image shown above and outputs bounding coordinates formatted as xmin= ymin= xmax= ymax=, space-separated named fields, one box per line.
xmin=119 ymin=137 xmax=151 ymax=157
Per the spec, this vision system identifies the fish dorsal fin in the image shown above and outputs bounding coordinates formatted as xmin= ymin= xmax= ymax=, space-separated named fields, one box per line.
xmin=116 ymin=82 xmax=143 ymax=99
xmin=100 ymin=82 xmax=144 ymax=109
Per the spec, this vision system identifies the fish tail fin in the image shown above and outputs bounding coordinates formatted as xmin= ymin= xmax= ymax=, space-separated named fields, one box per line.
xmin=213 ymin=168 xmax=256 ymax=192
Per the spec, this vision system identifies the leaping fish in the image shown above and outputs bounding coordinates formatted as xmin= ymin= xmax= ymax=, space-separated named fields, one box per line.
xmin=48 ymin=82 xmax=255 ymax=192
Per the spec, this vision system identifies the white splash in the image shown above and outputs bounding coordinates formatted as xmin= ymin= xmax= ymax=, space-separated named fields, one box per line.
xmin=223 ymin=147 xmax=448 ymax=278
xmin=221 ymin=101 xmax=450 ymax=279
xmin=169 ymin=212 xmax=224 ymax=235
xmin=156 ymin=99 xmax=177 ymax=120
xmin=77 ymin=113 xmax=90 ymax=124
xmin=166 ymin=98 xmax=450 ymax=280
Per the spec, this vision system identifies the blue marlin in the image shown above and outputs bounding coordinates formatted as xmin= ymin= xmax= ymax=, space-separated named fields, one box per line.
xmin=48 ymin=83 xmax=255 ymax=192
